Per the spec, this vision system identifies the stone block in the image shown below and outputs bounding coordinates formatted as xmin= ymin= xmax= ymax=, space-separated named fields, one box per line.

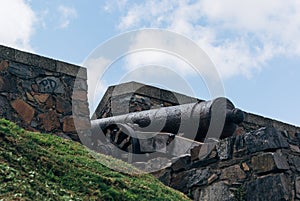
xmin=15 ymin=50 xmax=56 ymax=71
xmin=151 ymin=168 xmax=172 ymax=186
xmin=11 ymin=99 xmax=35 ymax=124
xmin=171 ymin=154 xmax=191 ymax=172
xmin=289 ymin=156 xmax=300 ymax=172
xmin=0 ymin=95 xmax=11 ymax=118
xmin=8 ymin=61 xmax=43 ymax=79
xmin=0 ymin=45 xmax=15 ymax=60
xmin=63 ymin=116 xmax=90 ymax=132
xmin=170 ymin=168 xmax=211 ymax=193
xmin=245 ymin=174 xmax=291 ymax=201
xmin=220 ymin=165 xmax=246 ymax=181
xmin=56 ymin=97 xmax=72 ymax=114
xmin=0 ymin=60 xmax=9 ymax=71
xmin=57 ymin=61 xmax=87 ymax=79
xmin=33 ymin=94 xmax=49 ymax=104
xmin=36 ymin=76 xmax=64 ymax=94
xmin=0 ymin=75 xmax=16 ymax=92
xmin=244 ymin=127 xmax=289 ymax=154
xmin=38 ymin=110 xmax=60 ymax=132
xmin=217 ymin=136 xmax=234 ymax=160
xmin=296 ymin=177 xmax=300 ymax=199
xmin=251 ymin=152 xmax=289 ymax=174
xmin=72 ymin=90 xmax=87 ymax=101
xmin=197 ymin=182 xmax=235 ymax=201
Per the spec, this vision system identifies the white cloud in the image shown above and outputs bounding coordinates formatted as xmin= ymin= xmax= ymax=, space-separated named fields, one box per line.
xmin=112 ymin=0 xmax=300 ymax=79
xmin=57 ymin=5 xmax=77 ymax=29
xmin=84 ymin=57 xmax=111 ymax=112
xmin=0 ymin=0 xmax=36 ymax=51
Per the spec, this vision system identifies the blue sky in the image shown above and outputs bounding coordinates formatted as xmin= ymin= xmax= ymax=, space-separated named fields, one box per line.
xmin=1 ymin=0 xmax=300 ymax=126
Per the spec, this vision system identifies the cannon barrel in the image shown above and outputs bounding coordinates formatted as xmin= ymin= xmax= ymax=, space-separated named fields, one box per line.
xmin=91 ymin=97 xmax=244 ymax=143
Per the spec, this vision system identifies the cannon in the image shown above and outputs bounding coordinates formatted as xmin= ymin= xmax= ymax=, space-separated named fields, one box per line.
xmin=91 ymin=97 xmax=244 ymax=154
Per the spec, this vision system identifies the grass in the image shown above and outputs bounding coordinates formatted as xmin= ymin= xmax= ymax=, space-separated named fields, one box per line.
xmin=0 ymin=119 xmax=190 ymax=201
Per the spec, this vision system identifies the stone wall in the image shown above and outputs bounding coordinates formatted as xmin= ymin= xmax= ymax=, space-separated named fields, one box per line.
xmin=94 ymin=82 xmax=300 ymax=201
xmin=0 ymin=45 xmax=90 ymax=141
xmin=152 ymin=127 xmax=300 ymax=201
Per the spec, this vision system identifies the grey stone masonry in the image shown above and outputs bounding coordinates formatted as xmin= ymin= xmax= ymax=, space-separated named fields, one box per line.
xmin=0 ymin=45 xmax=90 ymax=142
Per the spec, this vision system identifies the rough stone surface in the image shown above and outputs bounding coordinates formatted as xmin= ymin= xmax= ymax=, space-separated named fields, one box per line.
xmin=56 ymin=97 xmax=72 ymax=114
xmin=11 ymin=99 xmax=35 ymax=124
xmin=290 ymin=156 xmax=300 ymax=172
xmin=38 ymin=110 xmax=60 ymax=132
xmin=217 ymin=137 xmax=234 ymax=160
xmin=170 ymin=168 xmax=211 ymax=193
xmin=36 ymin=76 xmax=64 ymax=94
xmin=296 ymin=177 xmax=300 ymax=199
xmin=244 ymin=127 xmax=289 ymax=153
xmin=72 ymin=90 xmax=87 ymax=101
xmin=220 ymin=164 xmax=246 ymax=181
xmin=245 ymin=174 xmax=291 ymax=201
xmin=34 ymin=94 xmax=49 ymax=103
xmin=152 ymin=168 xmax=172 ymax=186
xmin=63 ymin=116 xmax=77 ymax=133
xmin=197 ymin=182 xmax=234 ymax=201
xmin=251 ymin=152 xmax=289 ymax=173
xmin=171 ymin=155 xmax=191 ymax=172
xmin=0 ymin=60 xmax=9 ymax=71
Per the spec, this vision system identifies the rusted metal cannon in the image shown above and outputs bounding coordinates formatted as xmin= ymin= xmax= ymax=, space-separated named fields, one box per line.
xmin=91 ymin=97 xmax=244 ymax=154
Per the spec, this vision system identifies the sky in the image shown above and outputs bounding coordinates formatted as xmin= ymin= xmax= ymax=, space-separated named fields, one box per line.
xmin=0 ymin=0 xmax=299 ymax=126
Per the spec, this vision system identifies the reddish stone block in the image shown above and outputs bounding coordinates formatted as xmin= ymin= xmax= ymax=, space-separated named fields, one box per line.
xmin=63 ymin=116 xmax=76 ymax=133
xmin=38 ymin=110 xmax=60 ymax=132
xmin=34 ymin=94 xmax=49 ymax=103
xmin=63 ymin=116 xmax=90 ymax=133
xmin=0 ymin=60 xmax=8 ymax=71
xmin=11 ymin=99 xmax=35 ymax=124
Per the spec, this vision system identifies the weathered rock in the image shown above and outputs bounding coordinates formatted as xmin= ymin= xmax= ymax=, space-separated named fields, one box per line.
xmin=72 ymin=90 xmax=87 ymax=101
xmin=245 ymin=174 xmax=291 ymax=201
xmin=38 ymin=110 xmax=60 ymax=132
xmin=289 ymin=156 xmax=300 ymax=172
xmin=217 ymin=136 xmax=235 ymax=160
xmin=56 ymin=97 xmax=72 ymax=114
xmin=0 ymin=95 xmax=11 ymax=118
xmin=170 ymin=168 xmax=211 ymax=193
xmin=151 ymin=168 xmax=172 ymax=186
xmin=251 ymin=152 xmax=289 ymax=174
xmin=244 ymin=127 xmax=289 ymax=153
xmin=0 ymin=60 xmax=9 ymax=71
xmin=207 ymin=173 xmax=218 ymax=184
xmin=15 ymin=50 xmax=56 ymax=71
xmin=63 ymin=116 xmax=90 ymax=133
xmin=9 ymin=61 xmax=43 ymax=79
xmin=0 ymin=75 xmax=16 ymax=92
xmin=296 ymin=177 xmax=300 ymax=199
xmin=290 ymin=144 xmax=300 ymax=153
xmin=191 ymin=145 xmax=201 ymax=161
xmin=171 ymin=154 xmax=191 ymax=172
xmin=36 ymin=77 xmax=64 ymax=94
xmin=34 ymin=94 xmax=49 ymax=103
xmin=220 ymin=165 xmax=246 ymax=181
xmin=241 ymin=162 xmax=250 ymax=171
xmin=197 ymin=181 xmax=235 ymax=201
xmin=63 ymin=116 xmax=76 ymax=133
xmin=11 ymin=99 xmax=35 ymax=124
xmin=72 ymin=101 xmax=89 ymax=116
xmin=26 ymin=92 xmax=34 ymax=102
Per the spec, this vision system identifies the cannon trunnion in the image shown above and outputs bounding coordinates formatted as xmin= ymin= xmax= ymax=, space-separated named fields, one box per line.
xmin=91 ymin=97 xmax=244 ymax=154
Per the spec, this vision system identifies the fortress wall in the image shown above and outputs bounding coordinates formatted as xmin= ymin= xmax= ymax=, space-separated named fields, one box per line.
xmin=0 ymin=45 xmax=90 ymax=141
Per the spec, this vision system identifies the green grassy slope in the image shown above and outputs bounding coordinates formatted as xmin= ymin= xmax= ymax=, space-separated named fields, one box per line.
xmin=0 ymin=119 xmax=190 ymax=201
